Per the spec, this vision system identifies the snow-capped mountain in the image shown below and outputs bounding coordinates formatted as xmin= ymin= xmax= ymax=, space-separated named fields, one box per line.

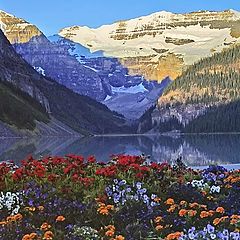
xmin=59 ymin=9 xmax=240 ymax=81
xmin=0 ymin=10 xmax=167 ymax=119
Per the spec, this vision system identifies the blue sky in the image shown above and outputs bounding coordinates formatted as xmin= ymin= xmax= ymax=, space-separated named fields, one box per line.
xmin=1 ymin=0 xmax=240 ymax=36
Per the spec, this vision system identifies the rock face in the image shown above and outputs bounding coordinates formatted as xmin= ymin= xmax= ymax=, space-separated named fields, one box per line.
xmin=0 ymin=30 xmax=50 ymax=112
xmin=0 ymin=29 xmax=130 ymax=135
xmin=0 ymin=10 xmax=42 ymax=43
xmin=59 ymin=9 xmax=240 ymax=81
xmin=14 ymin=35 xmax=107 ymax=102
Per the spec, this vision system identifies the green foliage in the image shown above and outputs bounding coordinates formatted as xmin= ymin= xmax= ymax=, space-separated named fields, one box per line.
xmin=184 ymin=100 xmax=240 ymax=133
xmin=0 ymin=80 xmax=49 ymax=130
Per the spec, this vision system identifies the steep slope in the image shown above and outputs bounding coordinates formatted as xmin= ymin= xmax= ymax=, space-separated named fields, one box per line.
xmin=0 ymin=80 xmax=49 ymax=131
xmin=59 ymin=10 xmax=240 ymax=81
xmin=0 ymin=29 xmax=130 ymax=135
xmin=148 ymin=43 xmax=240 ymax=133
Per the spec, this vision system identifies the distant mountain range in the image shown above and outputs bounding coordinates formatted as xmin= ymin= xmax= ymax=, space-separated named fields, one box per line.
xmin=59 ymin=9 xmax=240 ymax=81
xmin=1 ymin=9 xmax=240 ymax=134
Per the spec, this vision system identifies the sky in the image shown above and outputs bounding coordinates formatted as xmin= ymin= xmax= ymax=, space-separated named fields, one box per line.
xmin=1 ymin=0 xmax=240 ymax=36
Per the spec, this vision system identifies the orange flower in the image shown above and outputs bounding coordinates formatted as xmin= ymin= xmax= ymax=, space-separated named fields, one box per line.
xmin=166 ymin=231 xmax=183 ymax=240
xmin=154 ymin=197 xmax=162 ymax=203
xmin=97 ymin=203 xmax=114 ymax=215
xmin=0 ymin=221 xmax=7 ymax=226
xmin=200 ymin=211 xmax=210 ymax=218
xmin=40 ymin=222 xmax=51 ymax=231
xmin=22 ymin=233 xmax=37 ymax=240
xmin=168 ymin=205 xmax=177 ymax=212
xmin=216 ymin=207 xmax=225 ymax=214
xmin=22 ymin=234 xmax=31 ymax=240
xmin=188 ymin=210 xmax=197 ymax=217
xmin=56 ymin=215 xmax=65 ymax=222
xmin=105 ymin=230 xmax=115 ymax=237
xmin=14 ymin=214 xmax=23 ymax=221
xmin=165 ymin=198 xmax=175 ymax=205
xmin=106 ymin=205 xmax=114 ymax=210
xmin=114 ymin=235 xmax=125 ymax=240
xmin=189 ymin=203 xmax=199 ymax=208
xmin=179 ymin=209 xmax=188 ymax=217
xmin=180 ymin=200 xmax=187 ymax=206
xmin=231 ymin=219 xmax=238 ymax=225
xmin=213 ymin=218 xmax=221 ymax=225
xmin=155 ymin=225 xmax=164 ymax=231
xmin=155 ymin=216 xmax=163 ymax=224
xmin=43 ymin=230 xmax=54 ymax=240
xmin=29 ymin=233 xmax=37 ymax=239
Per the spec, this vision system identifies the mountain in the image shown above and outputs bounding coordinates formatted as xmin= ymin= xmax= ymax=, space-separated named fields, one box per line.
xmin=0 ymin=10 xmax=167 ymax=119
xmin=59 ymin=9 xmax=240 ymax=82
xmin=0 ymin=29 xmax=129 ymax=135
xmin=0 ymin=10 xmax=42 ymax=43
xmin=140 ymin=43 xmax=240 ymax=133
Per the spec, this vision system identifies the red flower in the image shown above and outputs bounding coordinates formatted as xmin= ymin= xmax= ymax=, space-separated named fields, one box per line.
xmin=96 ymin=165 xmax=117 ymax=177
xmin=87 ymin=155 xmax=96 ymax=164
xmin=47 ymin=174 xmax=58 ymax=182
xmin=12 ymin=168 xmax=24 ymax=181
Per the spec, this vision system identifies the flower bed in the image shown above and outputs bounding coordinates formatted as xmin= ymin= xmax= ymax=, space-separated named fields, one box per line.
xmin=0 ymin=154 xmax=239 ymax=240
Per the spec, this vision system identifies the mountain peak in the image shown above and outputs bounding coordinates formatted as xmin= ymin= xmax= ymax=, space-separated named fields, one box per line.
xmin=0 ymin=9 xmax=42 ymax=43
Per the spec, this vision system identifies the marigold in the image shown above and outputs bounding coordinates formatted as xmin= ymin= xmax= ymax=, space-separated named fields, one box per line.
xmin=105 ymin=230 xmax=115 ymax=237
xmin=231 ymin=219 xmax=238 ymax=225
xmin=155 ymin=225 xmax=164 ymax=231
xmin=165 ymin=198 xmax=175 ymax=205
xmin=200 ymin=211 xmax=209 ymax=218
xmin=41 ymin=222 xmax=51 ymax=231
xmin=29 ymin=233 xmax=37 ymax=239
xmin=216 ymin=207 xmax=225 ymax=214
xmin=56 ymin=215 xmax=65 ymax=222
xmin=213 ymin=218 xmax=221 ymax=225
xmin=179 ymin=209 xmax=188 ymax=217
xmin=114 ymin=235 xmax=125 ymax=240
xmin=188 ymin=210 xmax=197 ymax=217
xmin=43 ymin=231 xmax=54 ymax=240
xmin=166 ymin=231 xmax=183 ymax=240
xmin=189 ymin=202 xmax=199 ymax=208
xmin=22 ymin=234 xmax=31 ymax=240
xmin=154 ymin=197 xmax=161 ymax=203
xmin=155 ymin=216 xmax=163 ymax=223
xmin=168 ymin=205 xmax=177 ymax=212
xmin=180 ymin=200 xmax=187 ymax=206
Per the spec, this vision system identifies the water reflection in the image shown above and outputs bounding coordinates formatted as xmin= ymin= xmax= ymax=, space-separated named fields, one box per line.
xmin=0 ymin=134 xmax=240 ymax=166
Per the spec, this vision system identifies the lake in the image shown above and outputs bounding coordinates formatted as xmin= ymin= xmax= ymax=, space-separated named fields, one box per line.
xmin=0 ymin=134 xmax=240 ymax=168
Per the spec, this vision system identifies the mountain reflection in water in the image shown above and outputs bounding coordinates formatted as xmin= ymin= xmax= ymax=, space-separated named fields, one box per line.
xmin=0 ymin=134 xmax=240 ymax=167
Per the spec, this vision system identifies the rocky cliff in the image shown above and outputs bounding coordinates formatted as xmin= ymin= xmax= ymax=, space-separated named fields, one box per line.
xmin=0 ymin=10 xmax=42 ymax=43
